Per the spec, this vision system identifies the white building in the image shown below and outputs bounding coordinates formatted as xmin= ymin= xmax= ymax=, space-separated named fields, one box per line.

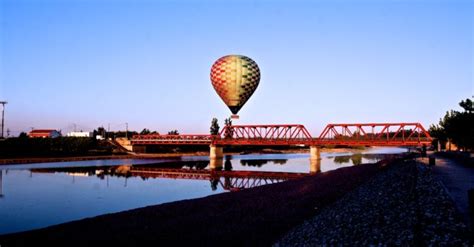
xmin=66 ymin=131 xmax=92 ymax=138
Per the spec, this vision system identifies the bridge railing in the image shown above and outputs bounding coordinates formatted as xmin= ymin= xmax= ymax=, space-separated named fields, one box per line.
xmin=314 ymin=138 xmax=432 ymax=146
xmin=218 ymin=124 xmax=312 ymax=139
xmin=316 ymin=123 xmax=432 ymax=145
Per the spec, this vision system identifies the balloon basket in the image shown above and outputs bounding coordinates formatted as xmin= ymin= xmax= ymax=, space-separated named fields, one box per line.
xmin=231 ymin=115 xmax=239 ymax=119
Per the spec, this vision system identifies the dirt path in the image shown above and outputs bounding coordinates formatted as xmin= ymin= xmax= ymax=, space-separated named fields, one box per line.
xmin=418 ymin=154 xmax=474 ymax=224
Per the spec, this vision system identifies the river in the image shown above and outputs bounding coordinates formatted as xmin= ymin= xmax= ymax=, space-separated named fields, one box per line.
xmin=0 ymin=147 xmax=406 ymax=234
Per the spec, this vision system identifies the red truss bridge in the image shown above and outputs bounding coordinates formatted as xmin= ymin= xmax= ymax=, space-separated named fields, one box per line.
xmin=131 ymin=122 xmax=432 ymax=147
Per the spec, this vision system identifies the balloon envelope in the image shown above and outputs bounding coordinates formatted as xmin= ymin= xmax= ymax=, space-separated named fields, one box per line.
xmin=210 ymin=55 xmax=260 ymax=115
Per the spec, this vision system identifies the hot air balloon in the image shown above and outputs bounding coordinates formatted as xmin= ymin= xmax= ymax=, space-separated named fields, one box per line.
xmin=210 ymin=55 xmax=260 ymax=119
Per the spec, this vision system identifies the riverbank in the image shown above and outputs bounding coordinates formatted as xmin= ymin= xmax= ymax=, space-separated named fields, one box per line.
xmin=0 ymin=153 xmax=206 ymax=165
xmin=277 ymin=159 xmax=471 ymax=245
xmin=0 ymin=147 xmax=371 ymax=166
xmin=0 ymin=158 xmax=388 ymax=246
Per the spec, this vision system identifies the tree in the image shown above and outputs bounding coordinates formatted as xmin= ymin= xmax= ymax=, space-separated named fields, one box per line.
xmin=168 ymin=130 xmax=179 ymax=135
xmin=210 ymin=118 xmax=220 ymax=135
xmin=223 ymin=117 xmax=233 ymax=138
xmin=140 ymin=128 xmax=151 ymax=135
xmin=93 ymin=126 xmax=106 ymax=139
xmin=429 ymin=98 xmax=474 ymax=151
xmin=18 ymin=132 xmax=28 ymax=138
xmin=459 ymin=98 xmax=473 ymax=113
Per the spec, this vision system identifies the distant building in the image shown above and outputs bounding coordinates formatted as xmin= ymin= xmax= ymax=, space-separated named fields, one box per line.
xmin=66 ymin=131 xmax=92 ymax=138
xmin=28 ymin=129 xmax=61 ymax=138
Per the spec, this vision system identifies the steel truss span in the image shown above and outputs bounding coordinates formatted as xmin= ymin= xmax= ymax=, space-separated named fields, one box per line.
xmin=131 ymin=123 xmax=432 ymax=147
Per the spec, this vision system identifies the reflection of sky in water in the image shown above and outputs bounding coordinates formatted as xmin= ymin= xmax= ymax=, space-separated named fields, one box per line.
xmin=0 ymin=169 xmax=225 ymax=235
xmin=0 ymin=147 xmax=405 ymax=235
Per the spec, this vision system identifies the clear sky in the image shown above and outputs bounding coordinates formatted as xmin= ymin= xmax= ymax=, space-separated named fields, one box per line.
xmin=1 ymin=0 xmax=472 ymax=136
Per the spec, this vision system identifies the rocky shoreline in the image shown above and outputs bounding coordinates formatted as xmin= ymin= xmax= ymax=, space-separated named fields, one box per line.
xmin=276 ymin=160 xmax=471 ymax=246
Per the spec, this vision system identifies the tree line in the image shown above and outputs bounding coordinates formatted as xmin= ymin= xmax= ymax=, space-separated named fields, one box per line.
xmin=429 ymin=98 xmax=473 ymax=151
xmin=0 ymin=136 xmax=112 ymax=158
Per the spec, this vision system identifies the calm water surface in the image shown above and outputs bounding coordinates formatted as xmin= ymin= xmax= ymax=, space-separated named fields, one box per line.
xmin=0 ymin=147 xmax=406 ymax=234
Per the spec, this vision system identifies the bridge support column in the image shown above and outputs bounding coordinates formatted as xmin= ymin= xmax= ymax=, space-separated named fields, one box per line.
xmin=310 ymin=158 xmax=321 ymax=174
xmin=310 ymin=146 xmax=321 ymax=174
xmin=210 ymin=158 xmax=223 ymax=170
xmin=210 ymin=145 xmax=224 ymax=159
xmin=310 ymin=146 xmax=321 ymax=160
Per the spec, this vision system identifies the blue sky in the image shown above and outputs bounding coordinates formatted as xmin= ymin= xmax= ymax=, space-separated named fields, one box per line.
xmin=1 ymin=0 xmax=472 ymax=136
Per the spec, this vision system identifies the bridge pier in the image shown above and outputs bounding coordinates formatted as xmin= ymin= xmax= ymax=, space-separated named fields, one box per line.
xmin=209 ymin=158 xmax=223 ymax=170
xmin=209 ymin=145 xmax=224 ymax=159
xmin=209 ymin=144 xmax=223 ymax=170
xmin=310 ymin=158 xmax=321 ymax=174
xmin=310 ymin=146 xmax=321 ymax=174
xmin=310 ymin=146 xmax=321 ymax=160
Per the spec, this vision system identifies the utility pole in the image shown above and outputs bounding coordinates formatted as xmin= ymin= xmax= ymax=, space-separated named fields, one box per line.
xmin=125 ymin=122 xmax=129 ymax=139
xmin=0 ymin=101 xmax=7 ymax=139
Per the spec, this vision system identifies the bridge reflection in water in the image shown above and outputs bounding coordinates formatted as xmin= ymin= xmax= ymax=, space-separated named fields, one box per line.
xmin=0 ymin=152 xmax=390 ymax=198
xmin=25 ymin=158 xmax=322 ymax=192
xmin=132 ymin=158 xmax=320 ymax=191
xmin=18 ymin=153 xmax=394 ymax=193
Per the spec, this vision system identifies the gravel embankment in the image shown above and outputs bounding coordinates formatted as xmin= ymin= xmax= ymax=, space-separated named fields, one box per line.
xmin=276 ymin=160 xmax=471 ymax=246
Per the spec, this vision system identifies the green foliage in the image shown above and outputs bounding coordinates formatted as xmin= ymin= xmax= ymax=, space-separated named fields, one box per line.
xmin=351 ymin=153 xmax=363 ymax=165
xmin=140 ymin=128 xmax=151 ymax=135
xmin=334 ymin=156 xmax=350 ymax=164
xmin=223 ymin=117 xmax=233 ymax=138
xmin=0 ymin=137 xmax=106 ymax=158
xmin=167 ymin=130 xmax=179 ymax=135
xmin=210 ymin=118 xmax=220 ymax=135
xmin=459 ymin=98 xmax=473 ymax=113
xmin=111 ymin=131 xmax=138 ymax=139
xmin=429 ymin=98 xmax=474 ymax=151
xmin=224 ymin=117 xmax=232 ymax=126
xmin=96 ymin=126 xmax=106 ymax=137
